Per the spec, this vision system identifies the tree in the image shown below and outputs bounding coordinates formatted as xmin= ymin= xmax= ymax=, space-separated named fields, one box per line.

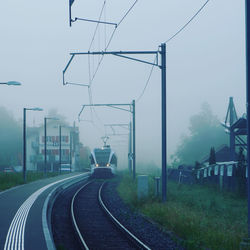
xmin=173 ymin=103 xmax=228 ymax=165
xmin=209 ymin=147 xmax=216 ymax=165
xmin=0 ymin=106 xmax=22 ymax=167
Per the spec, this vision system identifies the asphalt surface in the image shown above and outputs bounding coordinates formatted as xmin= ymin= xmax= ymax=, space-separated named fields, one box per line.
xmin=0 ymin=172 xmax=87 ymax=250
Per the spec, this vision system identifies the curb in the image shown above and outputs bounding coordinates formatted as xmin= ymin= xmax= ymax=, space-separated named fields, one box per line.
xmin=42 ymin=173 xmax=90 ymax=250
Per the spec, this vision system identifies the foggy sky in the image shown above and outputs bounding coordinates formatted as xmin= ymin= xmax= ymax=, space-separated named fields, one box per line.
xmin=0 ymin=0 xmax=246 ymax=167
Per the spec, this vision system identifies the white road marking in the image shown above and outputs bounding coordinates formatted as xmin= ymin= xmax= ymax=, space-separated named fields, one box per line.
xmin=4 ymin=174 xmax=86 ymax=250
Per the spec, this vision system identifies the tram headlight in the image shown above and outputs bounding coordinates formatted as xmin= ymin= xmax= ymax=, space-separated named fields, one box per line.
xmin=106 ymin=163 xmax=110 ymax=167
xmin=95 ymin=164 xmax=99 ymax=167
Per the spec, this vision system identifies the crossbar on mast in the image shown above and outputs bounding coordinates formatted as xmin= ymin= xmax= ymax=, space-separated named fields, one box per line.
xmin=72 ymin=17 xmax=117 ymax=27
xmin=70 ymin=50 xmax=158 ymax=56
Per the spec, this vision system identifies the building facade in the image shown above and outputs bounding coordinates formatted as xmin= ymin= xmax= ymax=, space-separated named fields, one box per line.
xmin=26 ymin=122 xmax=80 ymax=172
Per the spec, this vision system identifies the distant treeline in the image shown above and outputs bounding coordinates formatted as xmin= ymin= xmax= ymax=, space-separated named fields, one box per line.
xmin=171 ymin=103 xmax=228 ymax=166
xmin=0 ymin=106 xmax=22 ymax=168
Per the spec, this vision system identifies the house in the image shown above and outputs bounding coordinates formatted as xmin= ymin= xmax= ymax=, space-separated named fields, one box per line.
xmin=200 ymin=144 xmax=239 ymax=166
xmin=26 ymin=122 xmax=80 ymax=172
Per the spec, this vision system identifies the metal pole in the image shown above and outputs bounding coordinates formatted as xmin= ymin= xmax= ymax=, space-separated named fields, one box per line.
xmin=161 ymin=43 xmax=167 ymax=202
xmin=23 ymin=108 xmax=26 ymax=183
xmin=59 ymin=125 xmax=62 ymax=173
xmin=132 ymin=100 xmax=136 ymax=180
xmin=69 ymin=0 xmax=72 ymax=27
xmin=44 ymin=118 xmax=47 ymax=176
xmin=129 ymin=121 xmax=132 ymax=173
xmin=246 ymin=0 xmax=250 ymax=237
xmin=229 ymin=97 xmax=236 ymax=161
xmin=70 ymin=131 xmax=72 ymax=172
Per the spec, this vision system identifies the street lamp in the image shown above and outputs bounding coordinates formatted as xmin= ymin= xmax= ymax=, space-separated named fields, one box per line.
xmin=0 ymin=81 xmax=22 ymax=86
xmin=59 ymin=125 xmax=73 ymax=173
xmin=23 ymin=107 xmax=43 ymax=183
xmin=44 ymin=117 xmax=59 ymax=176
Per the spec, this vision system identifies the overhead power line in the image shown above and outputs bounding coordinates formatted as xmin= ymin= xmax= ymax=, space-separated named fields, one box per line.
xmin=136 ymin=55 xmax=157 ymax=103
xmin=88 ymin=1 xmax=107 ymax=51
xmin=164 ymin=0 xmax=211 ymax=44
xmin=88 ymin=0 xmax=138 ymax=86
xmin=117 ymin=0 xmax=138 ymax=27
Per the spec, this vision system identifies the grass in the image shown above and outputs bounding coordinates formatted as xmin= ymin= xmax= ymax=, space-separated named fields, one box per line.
xmin=0 ymin=172 xmax=60 ymax=191
xmin=117 ymin=171 xmax=247 ymax=250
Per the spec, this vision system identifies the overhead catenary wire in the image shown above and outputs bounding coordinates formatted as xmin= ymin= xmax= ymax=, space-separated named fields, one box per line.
xmin=86 ymin=1 xmax=107 ymax=128
xmin=88 ymin=1 xmax=106 ymax=51
xmin=117 ymin=0 xmax=138 ymax=27
xmin=88 ymin=86 xmax=105 ymax=128
xmin=164 ymin=0 xmax=211 ymax=44
xmin=136 ymin=0 xmax=210 ymax=103
xmin=136 ymin=55 xmax=157 ymax=103
xmin=74 ymin=0 xmax=139 ymax=134
xmin=89 ymin=26 xmax=117 ymax=87
xmin=88 ymin=0 xmax=138 ymax=86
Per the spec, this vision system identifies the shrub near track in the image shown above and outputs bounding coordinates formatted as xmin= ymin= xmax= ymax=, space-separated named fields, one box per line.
xmin=117 ymin=171 xmax=247 ymax=250
xmin=0 ymin=172 xmax=59 ymax=191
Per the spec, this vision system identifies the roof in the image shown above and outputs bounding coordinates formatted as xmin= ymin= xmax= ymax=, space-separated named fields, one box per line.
xmin=201 ymin=145 xmax=234 ymax=164
xmin=231 ymin=117 xmax=247 ymax=135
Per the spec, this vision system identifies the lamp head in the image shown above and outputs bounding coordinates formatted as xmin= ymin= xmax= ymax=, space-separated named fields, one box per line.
xmin=32 ymin=108 xmax=43 ymax=111
xmin=7 ymin=81 xmax=22 ymax=86
xmin=46 ymin=117 xmax=59 ymax=121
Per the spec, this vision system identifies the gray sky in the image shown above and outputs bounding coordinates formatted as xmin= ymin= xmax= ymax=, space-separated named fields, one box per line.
xmin=0 ymin=0 xmax=246 ymax=167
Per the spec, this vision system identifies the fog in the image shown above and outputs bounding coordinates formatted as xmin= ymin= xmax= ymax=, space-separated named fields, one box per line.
xmin=0 ymin=0 xmax=246 ymax=168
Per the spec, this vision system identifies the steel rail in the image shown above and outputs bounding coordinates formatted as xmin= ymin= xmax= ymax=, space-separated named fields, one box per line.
xmin=70 ymin=181 xmax=94 ymax=250
xmin=98 ymin=182 xmax=151 ymax=250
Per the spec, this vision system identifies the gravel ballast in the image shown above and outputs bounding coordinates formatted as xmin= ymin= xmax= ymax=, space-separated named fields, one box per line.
xmin=102 ymin=180 xmax=185 ymax=250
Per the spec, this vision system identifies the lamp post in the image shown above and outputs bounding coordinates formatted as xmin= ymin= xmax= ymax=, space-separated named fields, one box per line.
xmin=0 ymin=81 xmax=22 ymax=86
xmin=23 ymin=107 xmax=43 ymax=183
xmin=70 ymin=131 xmax=72 ymax=172
xmin=44 ymin=117 xmax=59 ymax=176
xmin=246 ymin=0 xmax=250 ymax=239
xmin=59 ymin=125 xmax=62 ymax=173
xmin=59 ymin=125 xmax=73 ymax=173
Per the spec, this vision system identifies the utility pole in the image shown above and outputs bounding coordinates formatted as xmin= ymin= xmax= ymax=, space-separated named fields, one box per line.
xmin=132 ymin=100 xmax=136 ymax=180
xmin=44 ymin=118 xmax=47 ymax=176
xmin=78 ymin=101 xmax=136 ymax=179
xmin=129 ymin=121 xmax=132 ymax=173
xmin=59 ymin=125 xmax=62 ymax=173
xmin=44 ymin=117 xmax=59 ymax=176
xmin=65 ymin=46 xmax=167 ymax=201
xmin=70 ymin=131 xmax=72 ymax=172
xmin=160 ymin=43 xmax=167 ymax=202
xmin=23 ymin=109 xmax=26 ymax=182
xmin=229 ymin=97 xmax=237 ymax=161
xmin=246 ymin=0 xmax=250 ymax=238
xmin=23 ymin=107 xmax=43 ymax=183
xmin=104 ymin=123 xmax=132 ymax=172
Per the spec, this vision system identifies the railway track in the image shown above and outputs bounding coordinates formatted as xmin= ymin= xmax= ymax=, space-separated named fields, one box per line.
xmin=71 ymin=181 xmax=151 ymax=250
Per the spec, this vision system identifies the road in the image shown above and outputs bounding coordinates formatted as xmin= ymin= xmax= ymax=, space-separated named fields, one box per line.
xmin=0 ymin=172 xmax=87 ymax=250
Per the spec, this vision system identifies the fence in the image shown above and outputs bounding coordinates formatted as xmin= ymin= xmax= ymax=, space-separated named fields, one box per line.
xmin=168 ymin=161 xmax=247 ymax=193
